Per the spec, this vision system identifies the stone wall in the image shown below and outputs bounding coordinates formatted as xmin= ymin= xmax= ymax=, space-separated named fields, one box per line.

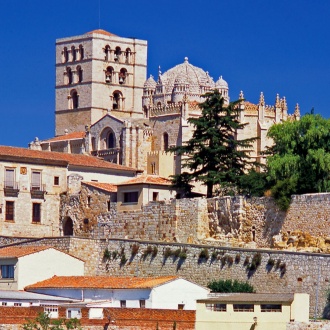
xmin=2 ymin=236 xmax=330 ymax=318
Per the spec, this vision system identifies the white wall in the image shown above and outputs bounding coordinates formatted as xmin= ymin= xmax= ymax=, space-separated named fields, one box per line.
xmin=17 ymin=249 xmax=84 ymax=290
xmin=150 ymin=278 xmax=209 ymax=310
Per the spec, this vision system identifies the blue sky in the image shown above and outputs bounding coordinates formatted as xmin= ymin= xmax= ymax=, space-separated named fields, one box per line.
xmin=0 ymin=0 xmax=330 ymax=147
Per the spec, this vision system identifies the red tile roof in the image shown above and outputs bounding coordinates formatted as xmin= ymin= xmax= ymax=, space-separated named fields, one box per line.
xmin=0 ymin=146 xmax=137 ymax=172
xmin=118 ymin=175 xmax=172 ymax=186
xmin=87 ymin=29 xmax=117 ymax=37
xmin=83 ymin=181 xmax=117 ymax=193
xmin=26 ymin=276 xmax=178 ymax=290
xmin=42 ymin=132 xmax=85 ymax=142
xmin=0 ymin=246 xmax=53 ymax=258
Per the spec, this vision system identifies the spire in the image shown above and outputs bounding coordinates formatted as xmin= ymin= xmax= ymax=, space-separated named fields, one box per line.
xmin=157 ymin=66 xmax=162 ymax=83
xmin=184 ymin=57 xmax=189 ymax=63
xmin=294 ymin=103 xmax=300 ymax=118
xmin=275 ymin=93 xmax=281 ymax=108
xmin=259 ymin=92 xmax=265 ymax=106
xmin=281 ymin=96 xmax=288 ymax=111
xmin=239 ymin=90 xmax=244 ymax=100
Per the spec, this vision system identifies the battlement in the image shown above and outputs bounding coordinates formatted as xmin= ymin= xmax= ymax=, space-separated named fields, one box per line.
xmin=149 ymin=103 xmax=182 ymax=117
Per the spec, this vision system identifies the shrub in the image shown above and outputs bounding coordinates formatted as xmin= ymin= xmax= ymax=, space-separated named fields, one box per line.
xmin=199 ymin=248 xmax=209 ymax=260
xmin=221 ymin=255 xmax=227 ymax=267
xmin=103 ymin=248 xmax=111 ymax=260
xmin=249 ymin=252 xmax=262 ymax=270
xmin=131 ymin=243 xmax=139 ymax=256
xmin=164 ymin=247 xmax=172 ymax=258
xmin=235 ymin=254 xmax=241 ymax=263
xmin=211 ymin=251 xmax=218 ymax=260
xmin=267 ymin=258 xmax=275 ymax=267
xmin=275 ymin=259 xmax=281 ymax=269
xmin=280 ymin=263 xmax=286 ymax=275
xmin=143 ymin=246 xmax=153 ymax=257
xmin=227 ymin=255 xmax=234 ymax=266
xmin=243 ymin=256 xmax=250 ymax=266
xmin=179 ymin=248 xmax=188 ymax=259
xmin=112 ymin=250 xmax=118 ymax=259
xmin=173 ymin=248 xmax=181 ymax=258
xmin=152 ymin=246 xmax=158 ymax=258
xmin=208 ymin=279 xmax=255 ymax=293
xmin=120 ymin=253 xmax=127 ymax=265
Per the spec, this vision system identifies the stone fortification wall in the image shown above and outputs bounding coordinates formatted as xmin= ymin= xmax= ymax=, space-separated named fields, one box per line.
xmin=1 ymin=236 xmax=330 ymax=318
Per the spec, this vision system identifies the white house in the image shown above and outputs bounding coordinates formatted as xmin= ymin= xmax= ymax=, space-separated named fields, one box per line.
xmin=25 ymin=275 xmax=209 ymax=310
xmin=195 ymin=293 xmax=310 ymax=330
xmin=0 ymin=246 xmax=84 ymax=290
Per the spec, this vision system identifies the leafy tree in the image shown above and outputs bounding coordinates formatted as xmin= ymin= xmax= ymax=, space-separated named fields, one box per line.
xmin=266 ymin=113 xmax=330 ymax=209
xmin=170 ymin=90 xmax=257 ymax=198
xmin=239 ymin=168 xmax=268 ymax=197
xmin=23 ymin=312 xmax=81 ymax=330
xmin=207 ymin=279 xmax=255 ymax=293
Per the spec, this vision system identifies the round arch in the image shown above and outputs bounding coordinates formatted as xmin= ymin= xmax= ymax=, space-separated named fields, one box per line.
xmin=63 ymin=217 xmax=73 ymax=236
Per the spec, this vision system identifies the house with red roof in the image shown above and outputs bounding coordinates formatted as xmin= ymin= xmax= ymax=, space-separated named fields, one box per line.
xmin=25 ymin=275 xmax=209 ymax=311
xmin=0 ymin=145 xmax=138 ymax=236
xmin=0 ymin=246 xmax=84 ymax=290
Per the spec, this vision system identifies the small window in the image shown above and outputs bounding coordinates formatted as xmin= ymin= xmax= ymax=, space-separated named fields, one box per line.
xmin=67 ymin=308 xmax=81 ymax=319
xmin=5 ymin=201 xmax=14 ymax=221
xmin=87 ymin=196 xmax=91 ymax=207
xmin=152 ymin=192 xmax=159 ymax=201
xmin=120 ymin=300 xmax=126 ymax=308
xmin=107 ymin=200 xmax=111 ymax=212
xmin=14 ymin=303 xmax=22 ymax=307
xmin=5 ymin=169 xmax=15 ymax=188
xmin=178 ymin=304 xmax=185 ymax=310
xmin=233 ymin=304 xmax=254 ymax=312
xmin=206 ymin=303 xmax=226 ymax=312
xmin=2 ymin=302 xmax=7 ymax=306
xmin=261 ymin=304 xmax=282 ymax=312
xmin=32 ymin=203 xmax=41 ymax=223
xmin=123 ymin=192 xmax=138 ymax=203
xmin=31 ymin=171 xmax=41 ymax=191
xmin=54 ymin=176 xmax=59 ymax=186
xmin=1 ymin=265 xmax=14 ymax=279
xmin=139 ymin=300 xmax=146 ymax=308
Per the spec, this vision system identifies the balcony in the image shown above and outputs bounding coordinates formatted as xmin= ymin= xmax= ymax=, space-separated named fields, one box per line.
xmin=91 ymin=148 xmax=119 ymax=158
xmin=4 ymin=181 xmax=19 ymax=197
xmin=30 ymin=184 xmax=46 ymax=199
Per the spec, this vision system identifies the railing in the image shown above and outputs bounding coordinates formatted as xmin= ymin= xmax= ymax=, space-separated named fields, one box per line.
xmin=30 ymin=184 xmax=46 ymax=199
xmin=4 ymin=181 xmax=19 ymax=197
xmin=91 ymin=148 xmax=119 ymax=157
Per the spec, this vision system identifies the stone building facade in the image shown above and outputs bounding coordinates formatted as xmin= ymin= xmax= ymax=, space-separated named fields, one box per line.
xmin=30 ymin=29 xmax=301 ymax=190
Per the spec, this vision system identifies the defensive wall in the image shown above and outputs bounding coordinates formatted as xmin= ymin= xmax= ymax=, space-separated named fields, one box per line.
xmin=1 ymin=235 xmax=330 ymax=318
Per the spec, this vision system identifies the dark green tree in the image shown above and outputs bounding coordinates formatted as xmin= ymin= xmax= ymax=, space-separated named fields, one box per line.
xmin=239 ymin=168 xmax=269 ymax=197
xmin=170 ymin=90 xmax=257 ymax=198
xmin=207 ymin=279 xmax=255 ymax=293
xmin=266 ymin=113 xmax=330 ymax=210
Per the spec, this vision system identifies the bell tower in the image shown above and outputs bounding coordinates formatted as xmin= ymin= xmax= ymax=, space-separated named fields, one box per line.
xmin=55 ymin=29 xmax=147 ymax=136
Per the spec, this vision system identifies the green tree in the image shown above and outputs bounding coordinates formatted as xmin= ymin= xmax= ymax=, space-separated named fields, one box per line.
xmin=266 ymin=113 xmax=330 ymax=210
xmin=207 ymin=279 xmax=255 ymax=293
xmin=170 ymin=90 xmax=257 ymax=198
xmin=239 ymin=168 xmax=268 ymax=197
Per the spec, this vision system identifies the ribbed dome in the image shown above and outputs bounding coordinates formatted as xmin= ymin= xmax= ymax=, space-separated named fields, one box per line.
xmin=215 ymin=75 xmax=228 ymax=88
xmin=144 ymin=75 xmax=157 ymax=88
xmin=158 ymin=57 xmax=215 ymax=94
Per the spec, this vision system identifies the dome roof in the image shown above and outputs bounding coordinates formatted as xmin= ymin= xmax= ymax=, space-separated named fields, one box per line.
xmin=215 ymin=75 xmax=228 ymax=89
xmin=158 ymin=57 xmax=215 ymax=94
xmin=144 ymin=75 xmax=157 ymax=88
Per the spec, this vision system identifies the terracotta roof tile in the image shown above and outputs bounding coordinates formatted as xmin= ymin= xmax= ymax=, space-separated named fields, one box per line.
xmin=82 ymin=181 xmax=117 ymax=193
xmin=118 ymin=175 xmax=172 ymax=186
xmin=42 ymin=132 xmax=85 ymax=143
xmin=0 ymin=146 xmax=137 ymax=172
xmin=0 ymin=246 xmax=52 ymax=258
xmin=26 ymin=276 xmax=178 ymax=290
xmin=87 ymin=29 xmax=117 ymax=37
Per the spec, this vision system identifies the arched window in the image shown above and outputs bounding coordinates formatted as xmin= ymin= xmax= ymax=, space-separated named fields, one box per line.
xmin=100 ymin=128 xmax=116 ymax=149
xmin=105 ymin=66 xmax=114 ymax=83
xmin=119 ymin=68 xmax=127 ymax=84
xmin=63 ymin=217 xmax=73 ymax=236
xmin=79 ymin=45 xmax=84 ymax=60
xmin=163 ymin=132 xmax=169 ymax=151
xmin=104 ymin=45 xmax=111 ymax=61
xmin=125 ymin=48 xmax=131 ymax=63
xmin=108 ymin=132 xmax=115 ymax=148
xmin=69 ymin=89 xmax=79 ymax=109
xmin=112 ymin=91 xmax=123 ymax=110
xmin=62 ymin=47 xmax=68 ymax=63
xmin=114 ymin=47 xmax=121 ymax=61
xmin=76 ymin=66 xmax=83 ymax=83
xmin=71 ymin=46 xmax=76 ymax=62
xmin=66 ymin=67 xmax=73 ymax=85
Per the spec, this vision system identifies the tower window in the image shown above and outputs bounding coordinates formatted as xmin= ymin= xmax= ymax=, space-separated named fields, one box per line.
xmin=119 ymin=68 xmax=127 ymax=84
xmin=79 ymin=45 xmax=84 ymax=60
xmin=105 ymin=66 xmax=114 ymax=83
xmin=114 ymin=47 xmax=121 ymax=61
xmin=163 ymin=132 xmax=169 ymax=151
xmin=69 ymin=89 xmax=79 ymax=109
xmin=76 ymin=66 xmax=83 ymax=83
xmin=125 ymin=48 xmax=131 ymax=64
xmin=104 ymin=45 xmax=111 ymax=61
xmin=112 ymin=91 xmax=123 ymax=110
xmin=62 ymin=47 xmax=68 ymax=63
xmin=71 ymin=46 xmax=76 ymax=62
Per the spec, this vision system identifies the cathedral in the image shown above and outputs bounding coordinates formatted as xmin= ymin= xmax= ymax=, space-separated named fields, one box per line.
xmin=29 ymin=29 xmax=301 ymax=190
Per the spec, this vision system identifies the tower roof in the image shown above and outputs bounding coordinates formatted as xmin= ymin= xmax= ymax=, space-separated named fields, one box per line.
xmin=215 ymin=75 xmax=228 ymax=89
xmin=144 ymin=75 xmax=157 ymax=88
xmin=86 ymin=29 xmax=117 ymax=37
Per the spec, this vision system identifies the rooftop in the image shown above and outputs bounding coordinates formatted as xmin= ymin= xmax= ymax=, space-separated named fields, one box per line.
xmin=118 ymin=175 xmax=172 ymax=186
xmin=198 ymin=293 xmax=295 ymax=303
xmin=87 ymin=29 xmax=118 ymax=37
xmin=0 ymin=246 xmax=52 ymax=258
xmin=82 ymin=181 xmax=117 ymax=193
xmin=0 ymin=145 xmax=137 ymax=172
xmin=26 ymin=276 xmax=178 ymax=290
xmin=0 ymin=290 xmax=75 ymax=302
xmin=42 ymin=131 xmax=85 ymax=142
